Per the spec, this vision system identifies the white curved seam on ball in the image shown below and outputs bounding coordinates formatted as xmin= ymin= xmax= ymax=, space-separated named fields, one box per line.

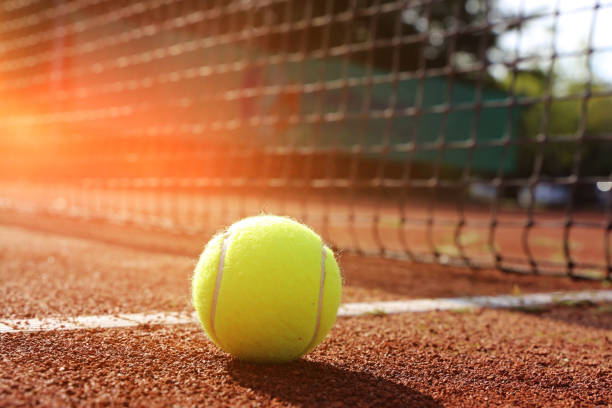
xmin=302 ymin=243 xmax=327 ymax=355
xmin=210 ymin=231 xmax=231 ymax=346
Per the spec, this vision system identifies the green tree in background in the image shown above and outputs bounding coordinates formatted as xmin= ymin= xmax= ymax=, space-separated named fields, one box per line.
xmin=507 ymin=70 xmax=612 ymax=178
xmin=264 ymin=0 xmax=498 ymax=75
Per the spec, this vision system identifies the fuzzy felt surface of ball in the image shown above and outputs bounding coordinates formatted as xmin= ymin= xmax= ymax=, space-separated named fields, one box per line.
xmin=192 ymin=215 xmax=342 ymax=363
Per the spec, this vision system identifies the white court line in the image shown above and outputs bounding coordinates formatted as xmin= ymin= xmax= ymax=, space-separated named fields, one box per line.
xmin=1 ymin=290 xmax=611 ymax=334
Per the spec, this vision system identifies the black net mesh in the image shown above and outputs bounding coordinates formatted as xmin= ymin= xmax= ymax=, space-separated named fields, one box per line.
xmin=0 ymin=0 xmax=611 ymax=279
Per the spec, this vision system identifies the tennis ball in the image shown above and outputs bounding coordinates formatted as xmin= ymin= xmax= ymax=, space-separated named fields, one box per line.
xmin=191 ymin=215 xmax=342 ymax=363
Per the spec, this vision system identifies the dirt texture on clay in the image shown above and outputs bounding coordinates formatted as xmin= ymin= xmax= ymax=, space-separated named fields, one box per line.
xmin=0 ymin=214 xmax=611 ymax=407
xmin=0 ymin=219 xmax=607 ymax=319
xmin=1 ymin=304 xmax=611 ymax=407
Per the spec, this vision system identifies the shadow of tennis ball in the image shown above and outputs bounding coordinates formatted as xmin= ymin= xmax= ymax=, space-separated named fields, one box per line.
xmin=225 ymin=359 xmax=442 ymax=408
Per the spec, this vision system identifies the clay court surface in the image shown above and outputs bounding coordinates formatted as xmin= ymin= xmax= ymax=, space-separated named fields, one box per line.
xmin=1 ymin=212 xmax=611 ymax=407
xmin=1 ymin=183 xmax=610 ymax=278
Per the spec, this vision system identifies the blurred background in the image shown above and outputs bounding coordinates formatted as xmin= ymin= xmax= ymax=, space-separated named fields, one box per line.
xmin=0 ymin=0 xmax=610 ymax=279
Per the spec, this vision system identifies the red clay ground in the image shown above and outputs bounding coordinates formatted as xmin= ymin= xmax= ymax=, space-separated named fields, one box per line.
xmin=0 ymin=220 xmax=608 ymax=319
xmin=0 ymin=213 xmax=611 ymax=407
xmin=1 ymin=305 xmax=610 ymax=407
xmin=1 ymin=184 xmax=609 ymax=278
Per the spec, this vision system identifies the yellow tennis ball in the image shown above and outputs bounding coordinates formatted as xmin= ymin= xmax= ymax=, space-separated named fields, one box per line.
xmin=191 ymin=215 xmax=342 ymax=363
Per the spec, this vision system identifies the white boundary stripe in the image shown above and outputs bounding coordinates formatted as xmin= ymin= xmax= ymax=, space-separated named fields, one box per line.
xmin=339 ymin=290 xmax=612 ymax=316
xmin=0 ymin=312 xmax=194 ymax=334
xmin=0 ymin=322 xmax=13 ymax=331
xmin=1 ymin=290 xmax=611 ymax=334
